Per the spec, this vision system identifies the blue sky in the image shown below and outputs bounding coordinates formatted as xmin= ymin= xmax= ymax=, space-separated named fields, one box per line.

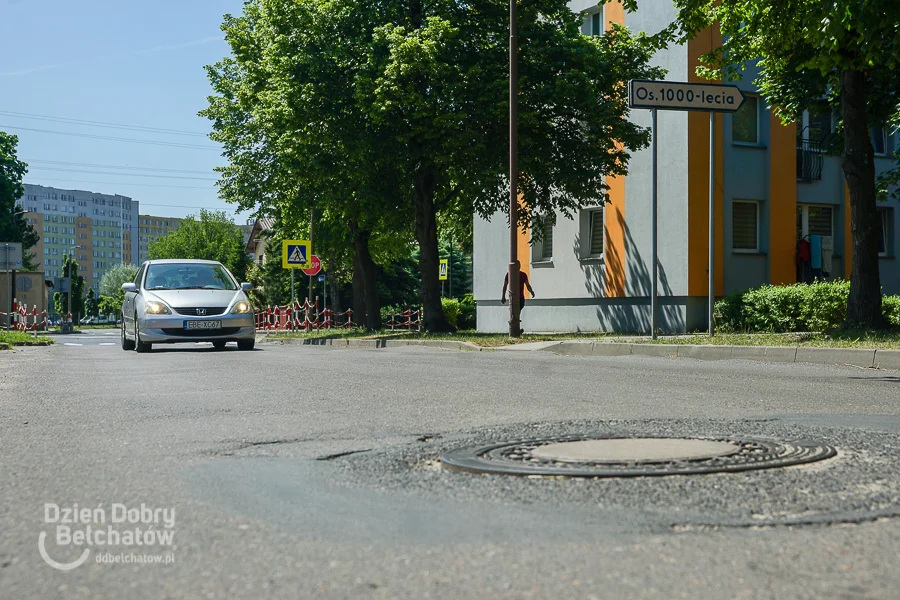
xmin=0 ymin=0 xmax=251 ymax=222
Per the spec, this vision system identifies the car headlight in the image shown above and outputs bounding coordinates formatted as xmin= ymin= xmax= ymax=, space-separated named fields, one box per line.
xmin=144 ymin=301 xmax=171 ymax=315
xmin=231 ymin=301 xmax=252 ymax=314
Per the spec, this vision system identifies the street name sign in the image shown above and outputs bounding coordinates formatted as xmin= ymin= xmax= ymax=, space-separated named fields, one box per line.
xmin=627 ymin=79 xmax=742 ymax=338
xmin=628 ymin=80 xmax=745 ymax=113
xmin=439 ymin=259 xmax=449 ymax=281
xmin=282 ymin=240 xmax=311 ymax=269
xmin=302 ymin=255 xmax=322 ymax=276
xmin=0 ymin=242 xmax=23 ymax=270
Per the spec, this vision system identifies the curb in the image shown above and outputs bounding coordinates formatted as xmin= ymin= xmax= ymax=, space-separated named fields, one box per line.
xmin=257 ymin=335 xmax=899 ymax=370
xmin=549 ymin=341 xmax=896 ymax=370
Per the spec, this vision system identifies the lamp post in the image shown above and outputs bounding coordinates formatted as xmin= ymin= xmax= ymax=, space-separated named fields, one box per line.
xmin=507 ymin=0 xmax=521 ymax=338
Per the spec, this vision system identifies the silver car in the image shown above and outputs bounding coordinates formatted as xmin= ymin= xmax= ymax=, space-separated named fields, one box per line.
xmin=121 ymin=259 xmax=256 ymax=352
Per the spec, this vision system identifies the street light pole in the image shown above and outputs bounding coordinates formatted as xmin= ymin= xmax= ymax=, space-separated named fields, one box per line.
xmin=507 ymin=0 xmax=520 ymax=338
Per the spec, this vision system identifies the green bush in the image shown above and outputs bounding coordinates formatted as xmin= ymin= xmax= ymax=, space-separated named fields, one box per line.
xmin=457 ymin=294 xmax=477 ymax=330
xmin=714 ymin=280 xmax=898 ymax=332
xmin=883 ymin=296 xmax=900 ymax=326
xmin=441 ymin=298 xmax=460 ymax=329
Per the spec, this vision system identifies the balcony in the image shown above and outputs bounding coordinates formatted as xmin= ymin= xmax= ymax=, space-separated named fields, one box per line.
xmin=796 ymin=139 xmax=824 ymax=181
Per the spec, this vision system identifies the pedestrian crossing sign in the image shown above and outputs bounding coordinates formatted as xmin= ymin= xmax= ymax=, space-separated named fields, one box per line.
xmin=439 ymin=259 xmax=448 ymax=281
xmin=282 ymin=240 xmax=312 ymax=269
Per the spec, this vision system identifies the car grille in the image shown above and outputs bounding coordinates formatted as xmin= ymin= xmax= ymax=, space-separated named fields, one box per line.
xmin=173 ymin=307 xmax=227 ymax=316
xmin=161 ymin=327 xmax=242 ymax=337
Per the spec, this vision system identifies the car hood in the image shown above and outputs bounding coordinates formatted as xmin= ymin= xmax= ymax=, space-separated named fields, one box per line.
xmin=146 ymin=289 xmax=244 ymax=308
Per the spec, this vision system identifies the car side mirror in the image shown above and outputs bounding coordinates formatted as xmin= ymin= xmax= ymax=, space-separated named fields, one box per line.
xmin=241 ymin=282 xmax=254 ymax=292
xmin=122 ymin=283 xmax=138 ymax=293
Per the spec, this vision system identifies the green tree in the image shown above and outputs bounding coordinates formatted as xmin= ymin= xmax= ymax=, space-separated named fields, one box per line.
xmin=0 ymin=132 xmax=39 ymax=271
xmin=148 ymin=209 xmax=252 ymax=281
xmin=84 ymin=289 xmax=99 ymax=319
xmin=203 ymin=0 xmax=664 ymax=332
xmin=671 ymin=0 xmax=900 ymax=328
xmin=53 ymin=254 xmax=85 ymax=320
xmin=98 ymin=295 xmax=119 ymax=318
xmin=99 ymin=263 xmax=138 ymax=315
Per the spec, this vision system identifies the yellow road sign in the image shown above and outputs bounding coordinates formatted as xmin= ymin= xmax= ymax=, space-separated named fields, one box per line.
xmin=439 ymin=259 xmax=448 ymax=281
xmin=282 ymin=240 xmax=312 ymax=269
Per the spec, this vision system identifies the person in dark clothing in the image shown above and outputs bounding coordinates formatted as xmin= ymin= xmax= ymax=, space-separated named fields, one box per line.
xmin=500 ymin=261 xmax=536 ymax=313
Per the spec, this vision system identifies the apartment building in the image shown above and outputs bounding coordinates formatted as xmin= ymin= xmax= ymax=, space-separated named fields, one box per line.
xmin=19 ymin=184 xmax=140 ymax=291
xmin=473 ymin=1 xmax=899 ymax=333
xmin=137 ymin=215 xmax=183 ymax=263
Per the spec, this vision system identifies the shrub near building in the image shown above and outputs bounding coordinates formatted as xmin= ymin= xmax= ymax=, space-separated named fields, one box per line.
xmin=715 ymin=281 xmax=900 ymax=333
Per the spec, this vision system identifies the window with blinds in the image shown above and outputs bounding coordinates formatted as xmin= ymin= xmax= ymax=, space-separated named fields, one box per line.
xmin=879 ymin=208 xmax=891 ymax=256
xmin=808 ymin=206 xmax=833 ymax=237
xmin=732 ymin=201 xmax=758 ymax=251
xmin=589 ymin=209 xmax=604 ymax=256
xmin=541 ymin=220 xmax=553 ymax=260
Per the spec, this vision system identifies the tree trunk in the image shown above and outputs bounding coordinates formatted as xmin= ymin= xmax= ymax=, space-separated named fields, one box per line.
xmin=352 ymin=229 xmax=382 ymax=331
xmin=414 ymin=168 xmax=453 ymax=332
xmin=350 ymin=230 xmax=366 ymax=327
xmin=349 ymin=221 xmax=381 ymax=331
xmin=841 ymin=67 xmax=886 ymax=328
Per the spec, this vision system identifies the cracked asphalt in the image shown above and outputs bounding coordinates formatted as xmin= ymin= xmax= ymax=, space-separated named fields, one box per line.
xmin=2 ymin=340 xmax=900 ymax=599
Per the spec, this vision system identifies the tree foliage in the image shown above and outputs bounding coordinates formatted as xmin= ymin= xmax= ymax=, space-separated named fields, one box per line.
xmin=53 ymin=254 xmax=85 ymax=319
xmin=85 ymin=289 xmax=99 ymax=319
xmin=203 ymin=0 xmax=664 ymax=331
xmin=0 ymin=132 xmax=39 ymax=270
xmin=148 ymin=210 xmax=252 ymax=281
xmin=670 ymin=0 xmax=900 ymax=328
xmin=99 ymin=263 xmax=138 ymax=316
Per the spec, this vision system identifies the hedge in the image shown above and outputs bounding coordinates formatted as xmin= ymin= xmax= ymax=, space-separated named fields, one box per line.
xmin=714 ymin=280 xmax=900 ymax=333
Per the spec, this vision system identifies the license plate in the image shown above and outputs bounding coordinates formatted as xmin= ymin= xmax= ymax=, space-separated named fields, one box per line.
xmin=184 ymin=320 xmax=222 ymax=330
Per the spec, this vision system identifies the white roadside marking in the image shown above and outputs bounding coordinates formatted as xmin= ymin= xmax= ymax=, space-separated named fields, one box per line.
xmin=63 ymin=343 xmax=83 ymax=346
xmin=99 ymin=343 xmax=116 ymax=346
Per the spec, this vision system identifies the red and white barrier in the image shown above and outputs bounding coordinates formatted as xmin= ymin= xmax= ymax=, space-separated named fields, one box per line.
xmin=385 ymin=308 xmax=423 ymax=332
xmin=255 ymin=299 xmax=355 ymax=332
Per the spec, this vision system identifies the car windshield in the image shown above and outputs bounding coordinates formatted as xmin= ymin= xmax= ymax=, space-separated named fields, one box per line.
xmin=144 ymin=263 xmax=237 ymax=291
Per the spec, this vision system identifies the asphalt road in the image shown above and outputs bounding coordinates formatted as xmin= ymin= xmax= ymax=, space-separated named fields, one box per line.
xmin=2 ymin=338 xmax=900 ymax=599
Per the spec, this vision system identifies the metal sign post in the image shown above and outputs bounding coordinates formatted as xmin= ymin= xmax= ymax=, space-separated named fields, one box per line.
xmin=708 ymin=112 xmax=715 ymax=337
xmin=650 ymin=109 xmax=658 ymax=339
xmin=628 ymin=80 xmax=744 ymax=337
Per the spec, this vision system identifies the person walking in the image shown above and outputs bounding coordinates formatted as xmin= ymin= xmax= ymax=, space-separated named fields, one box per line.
xmin=501 ymin=261 xmax=535 ymax=328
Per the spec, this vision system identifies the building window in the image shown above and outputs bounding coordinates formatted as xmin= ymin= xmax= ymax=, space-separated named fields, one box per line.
xmin=590 ymin=11 xmax=602 ymax=36
xmin=805 ymin=108 xmax=833 ymax=144
xmin=879 ymin=208 xmax=892 ymax=257
xmin=732 ymin=96 xmax=759 ymax=144
xmin=872 ymin=127 xmax=888 ymax=156
xmin=808 ymin=206 xmax=833 ymax=237
xmin=588 ymin=209 xmax=604 ymax=256
xmin=732 ymin=201 xmax=759 ymax=252
xmin=797 ymin=204 xmax=834 ymax=240
xmin=540 ymin=219 xmax=553 ymax=260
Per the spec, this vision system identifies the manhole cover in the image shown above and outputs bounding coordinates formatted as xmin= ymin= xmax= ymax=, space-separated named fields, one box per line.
xmin=441 ymin=435 xmax=836 ymax=478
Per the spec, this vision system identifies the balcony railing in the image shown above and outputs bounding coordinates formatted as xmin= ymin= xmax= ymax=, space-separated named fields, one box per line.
xmin=796 ymin=139 xmax=824 ymax=181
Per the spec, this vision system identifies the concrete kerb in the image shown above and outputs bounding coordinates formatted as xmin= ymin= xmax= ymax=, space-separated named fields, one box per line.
xmin=257 ymin=334 xmax=897 ymax=370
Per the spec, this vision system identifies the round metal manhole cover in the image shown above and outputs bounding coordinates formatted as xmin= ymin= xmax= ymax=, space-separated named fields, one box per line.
xmin=441 ymin=435 xmax=837 ymax=478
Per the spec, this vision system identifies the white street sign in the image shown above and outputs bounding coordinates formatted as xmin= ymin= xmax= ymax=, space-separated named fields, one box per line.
xmin=628 ymin=80 xmax=745 ymax=113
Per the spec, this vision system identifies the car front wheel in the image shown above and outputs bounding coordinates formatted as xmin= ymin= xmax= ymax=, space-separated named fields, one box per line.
xmin=121 ymin=318 xmax=135 ymax=351
xmin=134 ymin=313 xmax=152 ymax=353
xmin=237 ymin=339 xmax=255 ymax=351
